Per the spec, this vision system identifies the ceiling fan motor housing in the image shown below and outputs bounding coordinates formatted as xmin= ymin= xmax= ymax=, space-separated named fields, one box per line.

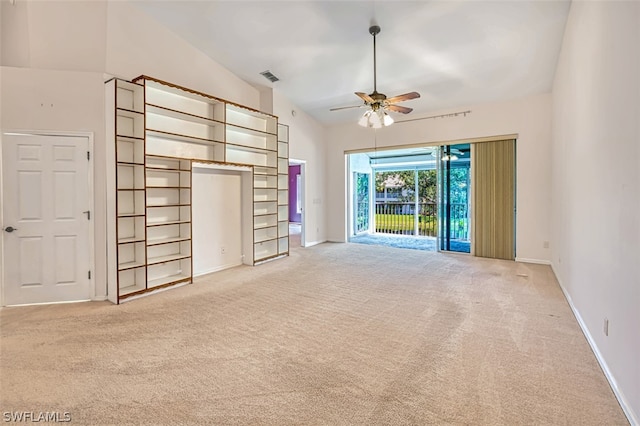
xmin=370 ymin=91 xmax=387 ymax=102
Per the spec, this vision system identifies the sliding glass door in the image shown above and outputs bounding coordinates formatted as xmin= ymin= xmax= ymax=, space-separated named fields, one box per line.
xmin=438 ymin=144 xmax=471 ymax=253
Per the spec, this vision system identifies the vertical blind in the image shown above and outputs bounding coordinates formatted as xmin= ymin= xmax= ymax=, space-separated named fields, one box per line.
xmin=472 ymin=139 xmax=516 ymax=260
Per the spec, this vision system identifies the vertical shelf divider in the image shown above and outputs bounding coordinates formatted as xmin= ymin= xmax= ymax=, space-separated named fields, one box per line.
xmin=277 ymin=124 xmax=290 ymax=256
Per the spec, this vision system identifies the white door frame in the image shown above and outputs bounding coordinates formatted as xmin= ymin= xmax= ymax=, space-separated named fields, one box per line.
xmin=0 ymin=130 xmax=95 ymax=306
xmin=289 ymin=158 xmax=305 ymax=247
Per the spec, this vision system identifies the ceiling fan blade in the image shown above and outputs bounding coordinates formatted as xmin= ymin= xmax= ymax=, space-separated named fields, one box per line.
xmin=386 ymin=91 xmax=421 ymax=104
xmin=330 ymin=104 xmax=365 ymax=112
xmin=355 ymin=92 xmax=374 ymax=104
xmin=386 ymin=104 xmax=413 ymax=114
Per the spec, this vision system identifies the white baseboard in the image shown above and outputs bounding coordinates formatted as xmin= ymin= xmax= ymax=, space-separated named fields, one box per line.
xmin=551 ymin=264 xmax=638 ymax=426
xmin=515 ymin=257 xmax=551 ymax=265
xmin=304 ymin=240 xmax=326 ymax=248
xmin=194 ymin=262 xmax=242 ymax=277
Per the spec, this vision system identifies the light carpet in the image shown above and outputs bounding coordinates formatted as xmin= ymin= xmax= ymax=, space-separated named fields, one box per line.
xmin=0 ymin=243 xmax=628 ymax=425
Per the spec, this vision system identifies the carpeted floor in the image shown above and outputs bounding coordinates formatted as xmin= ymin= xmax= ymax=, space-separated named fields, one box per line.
xmin=350 ymin=233 xmax=471 ymax=253
xmin=0 ymin=243 xmax=628 ymax=425
xmin=289 ymin=223 xmax=302 ymax=248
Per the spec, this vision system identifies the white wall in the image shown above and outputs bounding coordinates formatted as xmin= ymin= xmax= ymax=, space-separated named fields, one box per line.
xmin=0 ymin=66 xmax=107 ymax=300
xmin=106 ymin=1 xmax=260 ymax=109
xmin=551 ymin=2 xmax=640 ymax=423
xmin=1 ymin=0 xmax=107 ymax=71
xmin=192 ymin=168 xmax=244 ymax=275
xmin=326 ymin=93 xmax=552 ymax=263
xmin=273 ymin=92 xmax=327 ymax=246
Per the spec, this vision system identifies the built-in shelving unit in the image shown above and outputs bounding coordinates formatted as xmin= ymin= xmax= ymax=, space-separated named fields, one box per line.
xmin=107 ymin=75 xmax=289 ymax=303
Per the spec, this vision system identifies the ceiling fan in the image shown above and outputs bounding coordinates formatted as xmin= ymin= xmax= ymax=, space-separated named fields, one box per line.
xmin=330 ymin=25 xmax=420 ymax=128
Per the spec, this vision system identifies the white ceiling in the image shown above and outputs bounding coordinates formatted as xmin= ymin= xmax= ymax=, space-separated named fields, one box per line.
xmin=131 ymin=1 xmax=571 ymax=125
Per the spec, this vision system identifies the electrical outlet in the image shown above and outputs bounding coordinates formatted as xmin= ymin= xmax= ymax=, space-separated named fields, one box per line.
xmin=604 ymin=318 xmax=609 ymax=336
xmin=543 ymin=241 xmax=549 ymax=249
xmin=221 ymin=247 xmax=227 ymax=255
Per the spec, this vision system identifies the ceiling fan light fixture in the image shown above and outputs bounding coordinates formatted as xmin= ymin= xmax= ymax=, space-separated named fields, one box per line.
xmin=358 ymin=111 xmax=371 ymax=127
xmin=370 ymin=110 xmax=382 ymax=128
xmin=383 ymin=111 xmax=394 ymax=126
xmin=358 ymin=109 xmax=394 ymax=129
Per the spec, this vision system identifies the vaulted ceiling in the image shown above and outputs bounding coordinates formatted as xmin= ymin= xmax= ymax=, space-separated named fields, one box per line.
xmin=132 ymin=1 xmax=571 ymax=125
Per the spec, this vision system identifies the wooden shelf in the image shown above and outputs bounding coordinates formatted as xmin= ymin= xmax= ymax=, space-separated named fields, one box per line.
xmin=141 ymin=77 xmax=225 ymax=117
xmin=147 ymin=274 xmax=191 ymax=289
xmin=254 ymin=223 xmax=276 ymax=230
xmin=118 ymin=237 xmax=146 ymax=245
xmin=146 ymin=220 xmax=191 ymax=227
xmin=147 ymin=129 xmax=223 ymax=146
xmin=254 ymin=226 xmax=278 ymax=243
xmin=146 ymin=203 xmax=190 ymax=208
xmin=147 ymin=253 xmax=191 ymax=266
xmin=253 ymin=166 xmax=277 ymax=176
xmin=118 ymin=261 xmax=146 ymax=271
xmin=119 ymin=282 xmax=147 ymax=296
xmin=117 ymin=107 xmax=144 ymax=116
xmin=147 ymin=103 xmax=223 ymax=127
xmin=226 ymin=125 xmax=278 ymax=151
xmin=226 ymin=103 xmax=277 ymax=135
xmin=146 ymin=166 xmax=189 ymax=172
xmin=147 ymin=236 xmax=190 ymax=246
xmin=254 ymin=239 xmax=279 ymax=262
xmin=115 ymin=79 xmax=145 ymax=113
xmin=117 ymin=159 xmax=144 ymax=166
xmin=145 ymin=155 xmax=192 ymax=170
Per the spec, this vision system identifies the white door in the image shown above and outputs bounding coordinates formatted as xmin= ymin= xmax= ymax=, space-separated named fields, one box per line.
xmin=2 ymin=133 xmax=92 ymax=305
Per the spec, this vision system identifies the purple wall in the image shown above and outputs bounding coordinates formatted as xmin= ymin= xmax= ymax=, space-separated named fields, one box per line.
xmin=288 ymin=164 xmax=301 ymax=223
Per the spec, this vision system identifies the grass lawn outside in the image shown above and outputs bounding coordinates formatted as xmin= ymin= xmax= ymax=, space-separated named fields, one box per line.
xmin=375 ymin=214 xmax=437 ymax=236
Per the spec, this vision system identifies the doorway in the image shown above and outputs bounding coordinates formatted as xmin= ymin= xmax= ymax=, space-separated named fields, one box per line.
xmin=288 ymin=160 xmax=305 ymax=247
xmin=1 ymin=132 xmax=93 ymax=306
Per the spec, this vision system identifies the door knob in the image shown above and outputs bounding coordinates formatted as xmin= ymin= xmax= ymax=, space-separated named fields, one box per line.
xmin=3 ymin=226 xmax=17 ymax=233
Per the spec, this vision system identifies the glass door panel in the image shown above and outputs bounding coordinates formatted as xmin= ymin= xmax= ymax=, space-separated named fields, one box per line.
xmin=354 ymin=172 xmax=370 ymax=234
xmin=438 ymin=144 xmax=471 ymax=253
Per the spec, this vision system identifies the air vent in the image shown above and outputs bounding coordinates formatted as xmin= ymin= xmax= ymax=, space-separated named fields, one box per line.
xmin=260 ymin=70 xmax=279 ymax=83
